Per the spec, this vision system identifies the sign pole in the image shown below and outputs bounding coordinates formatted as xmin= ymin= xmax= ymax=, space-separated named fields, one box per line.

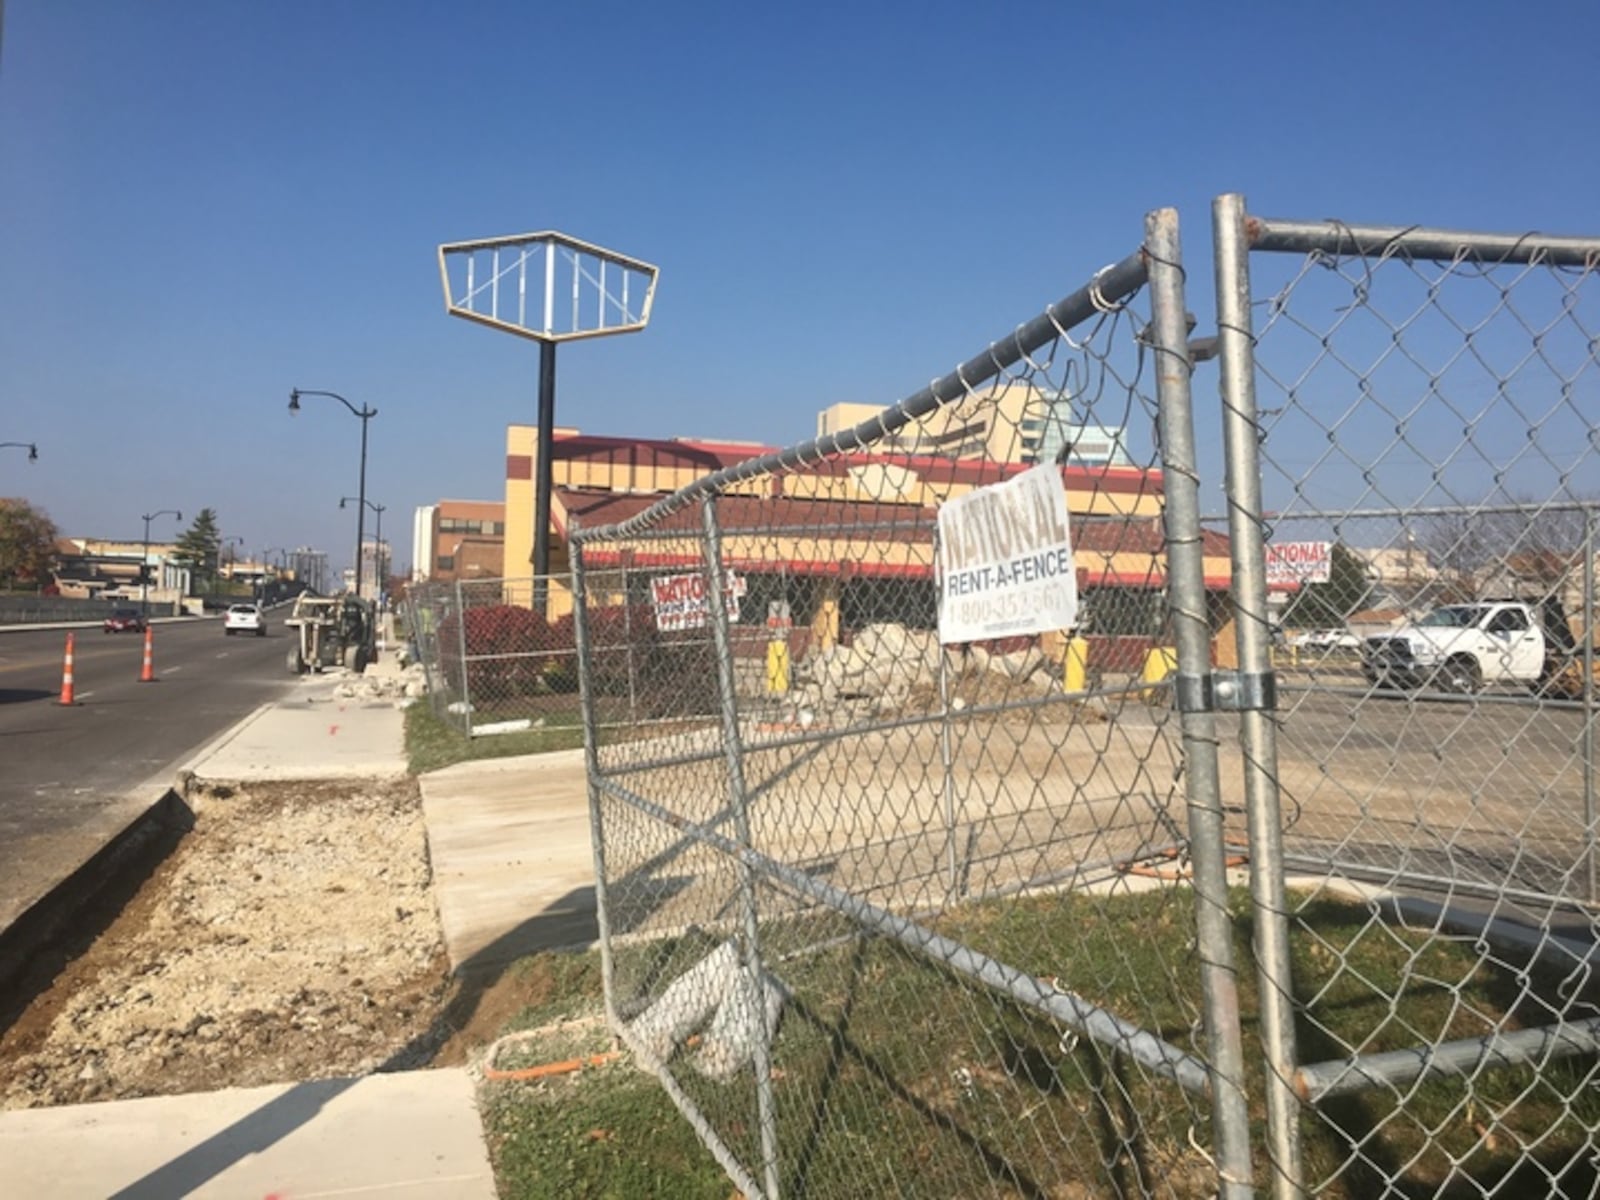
xmin=533 ymin=340 xmax=557 ymax=617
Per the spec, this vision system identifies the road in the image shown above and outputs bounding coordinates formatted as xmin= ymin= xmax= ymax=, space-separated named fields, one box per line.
xmin=0 ymin=615 xmax=298 ymax=928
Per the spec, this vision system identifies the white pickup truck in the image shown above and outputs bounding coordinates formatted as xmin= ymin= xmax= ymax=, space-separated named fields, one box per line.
xmin=1362 ymin=600 xmax=1547 ymax=693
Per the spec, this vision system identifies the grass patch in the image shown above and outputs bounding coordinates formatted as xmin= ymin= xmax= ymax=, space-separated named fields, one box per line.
xmin=405 ymin=701 xmax=585 ymax=774
xmin=477 ymin=890 xmax=1600 ymax=1198
xmin=474 ymin=951 xmax=730 ymax=1200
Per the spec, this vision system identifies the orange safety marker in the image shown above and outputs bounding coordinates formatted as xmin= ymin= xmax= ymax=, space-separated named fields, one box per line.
xmin=58 ymin=632 xmax=76 ymax=705
xmin=139 ymin=625 xmax=156 ymax=683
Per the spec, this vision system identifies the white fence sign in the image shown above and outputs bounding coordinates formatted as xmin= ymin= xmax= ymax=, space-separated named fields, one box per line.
xmin=651 ymin=570 xmax=747 ymax=632
xmin=937 ymin=464 xmax=1077 ymax=644
xmin=1265 ymin=540 xmax=1332 ymax=587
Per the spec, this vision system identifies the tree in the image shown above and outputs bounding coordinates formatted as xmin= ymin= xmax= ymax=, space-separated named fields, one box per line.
xmin=172 ymin=509 xmax=222 ymax=591
xmin=1423 ymin=494 xmax=1597 ymax=603
xmin=0 ymin=498 xmax=59 ymax=590
xmin=1283 ymin=543 xmax=1372 ymax=628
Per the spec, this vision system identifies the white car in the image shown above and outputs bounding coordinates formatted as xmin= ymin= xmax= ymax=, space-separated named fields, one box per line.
xmin=1294 ymin=627 xmax=1361 ymax=651
xmin=224 ymin=604 xmax=266 ymax=637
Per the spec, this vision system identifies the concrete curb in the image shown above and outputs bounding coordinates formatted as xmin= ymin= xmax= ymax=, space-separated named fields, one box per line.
xmin=0 ymin=788 xmax=194 ymax=1000
xmin=0 ymin=616 xmax=212 ymax=634
xmin=0 ymin=679 xmax=322 ymax=1002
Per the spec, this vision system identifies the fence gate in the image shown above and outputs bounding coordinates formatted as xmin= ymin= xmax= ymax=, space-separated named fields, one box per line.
xmin=569 ymin=209 xmax=1254 ymax=1198
xmin=1212 ymin=194 xmax=1600 ymax=1198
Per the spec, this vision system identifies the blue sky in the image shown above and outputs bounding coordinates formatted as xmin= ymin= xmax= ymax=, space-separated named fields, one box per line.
xmin=3 ymin=0 xmax=1597 ymax=576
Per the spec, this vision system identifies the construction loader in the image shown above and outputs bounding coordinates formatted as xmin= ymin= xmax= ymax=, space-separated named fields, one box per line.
xmin=1535 ymin=595 xmax=1600 ymax=700
xmin=285 ymin=593 xmax=377 ymax=675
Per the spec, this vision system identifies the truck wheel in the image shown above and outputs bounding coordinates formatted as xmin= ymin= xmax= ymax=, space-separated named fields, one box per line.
xmin=1439 ymin=656 xmax=1482 ymax=695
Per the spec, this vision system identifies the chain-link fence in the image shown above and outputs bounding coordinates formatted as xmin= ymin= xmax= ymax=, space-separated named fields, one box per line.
xmin=504 ymin=198 xmax=1600 ymax=1198
xmin=1212 ymin=198 xmax=1600 ymax=1197
xmin=405 ymin=573 xmax=743 ymax=739
xmin=569 ymin=212 xmax=1260 ymax=1197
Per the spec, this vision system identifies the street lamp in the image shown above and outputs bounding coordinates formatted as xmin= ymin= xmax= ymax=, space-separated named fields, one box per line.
xmin=0 ymin=441 xmax=38 ymax=462
xmin=339 ymin=496 xmax=386 ymax=600
xmin=260 ymin=546 xmax=288 ymax=602
xmin=140 ymin=509 xmax=183 ymax=616
xmin=218 ymin=536 xmax=244 ymax=585
xmin=289 ymin=388 xmax=377 ymax=600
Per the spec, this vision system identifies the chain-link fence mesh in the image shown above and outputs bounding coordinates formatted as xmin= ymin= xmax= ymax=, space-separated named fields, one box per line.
xmin=420 ymin=200 xmax=1600 ymax=1196
xmin=406 ymin=573 xmax=677 ymax=738
xmin=568 ymin=220 xmax=1265 ymax=1198
xmin=1212 ymin=201 xmax=1600 ymax=1196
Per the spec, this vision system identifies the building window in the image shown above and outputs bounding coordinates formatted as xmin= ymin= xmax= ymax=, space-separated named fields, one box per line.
xmin=436 ymin=555 xmax=455 ymax=571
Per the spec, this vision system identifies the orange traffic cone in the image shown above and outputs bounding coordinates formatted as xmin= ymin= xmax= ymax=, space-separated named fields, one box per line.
xmin=58 ymin=632 xmax=76 ymax=705
xmin=139 ymin=625 xmax=156 ymax=683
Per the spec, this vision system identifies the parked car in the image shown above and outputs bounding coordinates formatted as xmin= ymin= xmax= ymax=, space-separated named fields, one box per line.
xmin=224 ymin=603 xmax=266 ymax=637
xmin=1362 ymin=600 xmax=1545 ymax=693
xmin=103 ymin=608 xmax=147 ymax=634
xmin=1293 ymin=627 xmax=1361 ymax=651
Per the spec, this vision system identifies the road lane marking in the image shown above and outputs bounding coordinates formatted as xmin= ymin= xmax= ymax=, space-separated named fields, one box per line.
xmin=164 ymin=666 xmax=184 ymax=675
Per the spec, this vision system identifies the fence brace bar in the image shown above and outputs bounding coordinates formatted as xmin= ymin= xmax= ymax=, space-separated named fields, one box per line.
xmin=593 ymin=773 xmax=1215 ymax=1096
xmin=702 ymin=496 xmax=782 ymax=1200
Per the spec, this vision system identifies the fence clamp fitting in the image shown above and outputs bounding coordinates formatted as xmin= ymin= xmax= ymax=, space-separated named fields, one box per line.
xmin=1214 ymin=670 xmax=1277 ymax=712
xmin=1175 ymin=671 xmax=1277 ymax=713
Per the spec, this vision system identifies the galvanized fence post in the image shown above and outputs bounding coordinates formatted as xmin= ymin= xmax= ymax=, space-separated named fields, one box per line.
xmin=622 ymin=564 xmax=639 ymax=725
xmin=1586 ymin=509 xmax=1596 ymax=906
xmin=453 ymin=578 xmax=472 ymax=736
xmin=569 ymin=535 xmax=618 ymax=1017
xmin=1212 ymin=191 xmax=1304 ymax=1197
xmin=1145 ymin=207 xmax=1255 ymax=1198
xmin=701 ymin=495 xmax=781 ymax=1200
xmin=934 ymin=527 xmax=961 ymax=900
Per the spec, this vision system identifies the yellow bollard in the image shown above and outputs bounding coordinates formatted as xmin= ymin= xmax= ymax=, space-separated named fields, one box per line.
xmin=1063 ymin=636 xmax=1090 ymax=693
xmin=1139 ymin=646 xmax=1179 ymax=704
xmin=766 ymin=639 xmax=790 ymax=695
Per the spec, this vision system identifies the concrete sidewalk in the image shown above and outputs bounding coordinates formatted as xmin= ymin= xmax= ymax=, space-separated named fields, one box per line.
xmin=182 ymin=670 xmax=409 ymax=781
xmin=419 ymin=749 xmax=596 ymax=972
xmin=0 ymin=1069 xmax=495 ymax=1199
xmin=0 ymin=646 xmax=598 ymax=1200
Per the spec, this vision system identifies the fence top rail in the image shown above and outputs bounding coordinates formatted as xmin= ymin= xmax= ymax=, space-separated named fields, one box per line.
xmin=569 ymin=249 xmax=1150 ymax=546
xmin=1245 ymin=210 xmax=1600 ymax=268
xmin=1204 ymin=500 xmax=1600 ymax=525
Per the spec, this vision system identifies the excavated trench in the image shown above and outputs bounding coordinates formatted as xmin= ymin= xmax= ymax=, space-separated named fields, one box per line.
xmin=0 ymin=775 xmax=459 ymax=1110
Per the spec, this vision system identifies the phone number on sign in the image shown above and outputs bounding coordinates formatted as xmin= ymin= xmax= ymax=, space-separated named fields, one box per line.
xmin=946 ymin=585 xmax=1056 ymax=633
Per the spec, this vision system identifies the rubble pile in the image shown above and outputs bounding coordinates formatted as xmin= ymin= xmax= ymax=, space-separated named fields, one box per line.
xmin=787 ymin=623 xmax=1061 ymax=718
xmin=332 ymin=662 xmax=429 ymax=705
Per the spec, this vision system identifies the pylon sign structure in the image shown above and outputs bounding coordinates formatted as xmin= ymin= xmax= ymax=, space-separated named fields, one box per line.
xmin=437 ymin=231 xmax=659 ymax=614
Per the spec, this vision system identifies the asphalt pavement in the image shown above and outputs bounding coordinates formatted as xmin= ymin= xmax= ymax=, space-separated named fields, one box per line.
xmin=0 ymin=615 xmax=298 ymax=930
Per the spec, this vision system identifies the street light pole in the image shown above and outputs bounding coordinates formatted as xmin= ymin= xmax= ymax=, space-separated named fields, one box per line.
xmin=261 ymin=546 xmax=288 ymax=602
xmin=340 ymin=497 xmax=387 ymax=601
xmin=218 ymin=536 xmax=244 ymax=588
xmin=140 ymin=508 xmax=182 ymax=616
xmin=0 ymin=441 xmax=39 ymax=462
xmin=289 ymin=388 xmax=377 ymax=599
